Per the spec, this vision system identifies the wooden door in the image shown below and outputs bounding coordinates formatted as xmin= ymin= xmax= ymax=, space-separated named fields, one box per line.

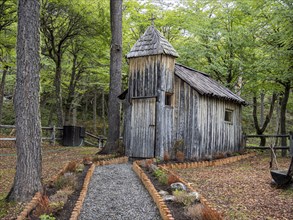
xmin=130 ymin=98 xmax=156 ymax=158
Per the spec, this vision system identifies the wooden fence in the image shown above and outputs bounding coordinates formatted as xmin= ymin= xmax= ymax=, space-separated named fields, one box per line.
xmin=0 ymin=124 xmax=63 ymax=146
xmin=84 ymin=132 xmax=106 ymax=148
xmin=244 ymin=132 xmax=293 ymax=154
xmin=0 ymin=125 xmax=107 ymax=147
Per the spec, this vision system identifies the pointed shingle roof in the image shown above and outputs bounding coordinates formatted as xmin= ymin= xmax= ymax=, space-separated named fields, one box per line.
xmin=126 ymin=25 xmax=179 ymax=58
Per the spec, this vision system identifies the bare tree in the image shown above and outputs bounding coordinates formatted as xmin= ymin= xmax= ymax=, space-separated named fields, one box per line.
xmin=253 ymin=93 xmax=277 ymax=146
xmin=99 ymin=0 xmax=122 ymax=154
xmin=7 ymin=0 xmax=42 ymax=201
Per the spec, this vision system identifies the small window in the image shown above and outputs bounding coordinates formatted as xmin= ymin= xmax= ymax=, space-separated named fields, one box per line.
xmin=165 ymin=93 xmax=173 ymax=106
xmin=224 ymin=109 xmax=233 ymax=123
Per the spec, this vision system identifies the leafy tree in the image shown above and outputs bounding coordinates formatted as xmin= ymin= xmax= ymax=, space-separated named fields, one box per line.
xmin=0 ymin=0 xmax=17 ymax=122
xmin=41 ymin=0 xmax=93 ymax=126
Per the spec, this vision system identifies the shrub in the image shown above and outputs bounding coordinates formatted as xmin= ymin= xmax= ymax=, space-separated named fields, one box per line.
xmin=39 ymin=214 xmax=56 ymax=220
xmin=145 ymin=159 xmax=154 ymax=171
xmin=163 ymin=151 xmax=170 ymax=162
xmin=76 ymin=164 xmax=85 ymax=172
xmin=172 ymin=139 xmax=184 ymax=156
xmin=185 ymin=203 xmax=203 ymax=220
xmin=55 ymin=173 xmax=77 ymax=190
xmin=34 ymin=195 xmax=51 ymax=216
xmin=176 ymin=151 xmax=185 ymax=162
xmin=173 ymin=190 xmax=195 ymax=206
xmin=49 ymin=201 xmax=64 ymax=213
xmin=186 ymin=203 xmax=222 ymax=220
xmin=82 ymin=157 xmax=92 ymax=165
xmin=65 ymin=161 xmax=78 ymax=173
xmin=153 ymin=169 xmax=168 ymax=185
xmin=50 ymin=187 xmax=73 ymax=203
xmin=213 ymin=152 xmax=226 ymax=160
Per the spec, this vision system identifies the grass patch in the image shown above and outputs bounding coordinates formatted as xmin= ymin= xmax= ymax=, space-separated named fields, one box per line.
xmin=0 ymin=197 xmax=23 ymax=219
xmin=280 ymin=187 xmax=293 ymax=198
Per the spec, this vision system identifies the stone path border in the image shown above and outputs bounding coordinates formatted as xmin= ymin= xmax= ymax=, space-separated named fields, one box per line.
xmin=159 ymin=152 xmax=257 ymax=170
xmin=17 ymin=192 xmax=42 ymax=220
xmin=133 ymin=152 xmax=257 ymax=220
xmin=133 ymin=161 xmax=174 ymax=220
xmin=16 ymin=156 xmax=128 ymax=220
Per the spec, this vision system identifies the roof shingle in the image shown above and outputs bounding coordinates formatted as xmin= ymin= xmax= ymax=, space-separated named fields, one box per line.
xmin=175 ymin=63 xmax=246 ymax=105
xmin=126 ymin=25 xmax=179 ymax=58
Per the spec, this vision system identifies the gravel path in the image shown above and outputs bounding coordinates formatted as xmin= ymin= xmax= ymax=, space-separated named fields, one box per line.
xmin=79 ymin=163 xmax=161 ymax=220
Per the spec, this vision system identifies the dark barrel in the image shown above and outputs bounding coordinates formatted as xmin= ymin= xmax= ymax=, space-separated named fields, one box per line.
xmin=63 ymin=126 xmax=85 ymax=146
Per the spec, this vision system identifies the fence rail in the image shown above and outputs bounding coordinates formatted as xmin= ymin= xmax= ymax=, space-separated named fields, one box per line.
xmin=85 ymin=132 xmax=106 ymax=147
xmin=0 ymin=124 xmax=63 ymax=146
xmin=244 ymin=132 xmax=293 ymax=155
xmin=0 ymin=125 xmax=107 ymax=147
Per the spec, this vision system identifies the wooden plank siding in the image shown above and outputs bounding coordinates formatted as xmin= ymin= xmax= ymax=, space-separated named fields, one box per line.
xmin=129 ymin=98 xmax=156 ymax=158
xmin=128 ymin=55 xmax=175 ymax=99
xmin=172 ymin=77 xmax=200 ymax=159
xmin=170 ymin=76 xmax=242 ymax=159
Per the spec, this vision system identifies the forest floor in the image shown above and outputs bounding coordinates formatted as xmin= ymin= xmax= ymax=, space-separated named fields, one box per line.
xmin=0 ymin=143 xmax=98 ymax=219
xmin=1 ymin=145 xmax=292 ymax=220
xmin=173 ymin=152 xmax=293 ymax=220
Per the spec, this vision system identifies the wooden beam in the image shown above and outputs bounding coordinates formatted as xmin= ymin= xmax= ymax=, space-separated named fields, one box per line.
xmin=245 ymin=146 xmax=289 ymax=150
xmin=245 ymin=134 xmax=290 ymax=138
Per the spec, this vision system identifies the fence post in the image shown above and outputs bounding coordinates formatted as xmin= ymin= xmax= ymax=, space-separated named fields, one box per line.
xmin=51 ymin=125 xmax=56 ymax=146
xmin=289 ymin=131 xmax=293 ymax=157
xmin=98 ymin=138 xmax=102 ymax=148
xmin=242 ymin=133 xmax=246 ymax=150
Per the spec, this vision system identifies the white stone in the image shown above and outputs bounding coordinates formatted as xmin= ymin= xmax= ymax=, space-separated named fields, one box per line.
xmin=188 ymin=192 xmax=200 ymax=202
xmin=170 ymin=182 xmax=187 ymax=191
xmin=163 ymin=195 xmax=176 ymax=202
xmin=158 ymin=190 xmax=169 ymax=196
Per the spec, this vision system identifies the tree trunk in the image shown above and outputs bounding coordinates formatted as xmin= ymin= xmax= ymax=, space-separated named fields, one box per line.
xmin=252 ymin=93 xmax=277 ymax=146
xmin=47 ymin=103 xmax=54 ymax=126
xmin=260 ymin=91 xmax=265 ymax=127
xmin=72 ymin=107 xmax=77 ymax=126
xmin=54 ymin=57 xmax=64 ymax=127
xmin=7 ymin=0 xmax=42 ymax=202
xmin=0 ymin=65 xmax=8 ymax=122
xmin=99 ymin=0 xmax=122 ymax=154
xmin=64 ymin=54 xmax=77 ymax=125
xmin=93 ymin=89 xmax=97 ymax=134
xmin=102 ymin=88 xmax=106 ymax=136
xmin=280 ymin=82 xmax=290 ymax=157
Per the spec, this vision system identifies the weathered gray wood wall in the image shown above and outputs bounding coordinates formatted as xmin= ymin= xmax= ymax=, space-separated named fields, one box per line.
xmin=169 ymin=76 xmax=242 ymax=159
xmin=128 ymin=55 xmax=175 ymax=99
xmin=126 ymin=55 xmax=175 ymax=158
xmin=129 ymin=98 xmax=156 ymax=158
xmin=155 ymin=55 xmax=175 ymax=157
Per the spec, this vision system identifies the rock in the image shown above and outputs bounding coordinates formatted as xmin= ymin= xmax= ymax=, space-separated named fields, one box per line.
xmin=150 ymin=164 xmax=159 ymax=172
xmin=188 ymin=192 xmax=200 ymax=202
xmin=163 ymin=195 xmax=176 ymax=202
xmin=170 ymin=182 xmax=187 ymax=191
xmin=158 ymin=190 xmax=169 ymax=196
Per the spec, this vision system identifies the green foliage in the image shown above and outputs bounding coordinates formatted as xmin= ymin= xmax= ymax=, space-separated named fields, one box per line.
xmin=153 ymin=169 xmax=168 ymax=185
xmin=55 ymin=173 xmax=77 ymax=190
xmin=0 ymin=199 xmax=16 ymax=219
xmin=173 ymin=190 xmax=195 ymax=206
xmin=0 ymin=0 xmax=291 ymax=135
xmin=39 ymin=214 xmax=56 ymax=220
